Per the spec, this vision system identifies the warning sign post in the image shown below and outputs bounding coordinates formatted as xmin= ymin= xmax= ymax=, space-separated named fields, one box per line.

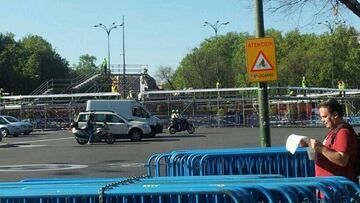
xmin=245 ymin=38 xmax=277 ymax=83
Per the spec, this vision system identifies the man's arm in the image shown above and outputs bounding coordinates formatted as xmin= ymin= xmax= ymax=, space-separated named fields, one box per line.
xmin=310 ymin=139 xmax=350 ymax=167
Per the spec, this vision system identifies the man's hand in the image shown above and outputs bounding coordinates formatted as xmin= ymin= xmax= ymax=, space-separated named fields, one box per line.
xmin=309 ymin=138 xmax=350 ymax=167
xmin=299 ymin=139 xmax=308 ymax=147
xmin=309 ymin=139 xmax=324 ymax=153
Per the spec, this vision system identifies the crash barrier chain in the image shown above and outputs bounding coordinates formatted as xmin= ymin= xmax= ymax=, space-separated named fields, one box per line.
xmin=98 ymin=174 xmax=150 ymax=203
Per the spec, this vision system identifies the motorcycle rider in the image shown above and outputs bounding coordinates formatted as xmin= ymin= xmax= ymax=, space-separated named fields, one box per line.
xmin=170 ymin=109 xmax=181 ymax=130
xmin=175 ymin=109 xmax=182 ymax=129
xmin=86 ymin=113 xmax=96 ymax=144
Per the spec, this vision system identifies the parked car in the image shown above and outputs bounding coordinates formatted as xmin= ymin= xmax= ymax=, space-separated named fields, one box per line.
xmin=75 ymin=111 xmax=151 ymax=142
xmin=0 ymin=117 xmax=22 ymax=137
xmin=1 ymin=116 xmax=34 ymax=135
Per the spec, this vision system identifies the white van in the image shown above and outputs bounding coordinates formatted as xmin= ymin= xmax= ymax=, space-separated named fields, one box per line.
xmin=86 ymin=100 xmax=163 ymax=137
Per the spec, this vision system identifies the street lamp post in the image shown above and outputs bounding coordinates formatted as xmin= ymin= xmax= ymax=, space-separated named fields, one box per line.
xmin=203 ymin=20 xmax=229 ymax=128
xmin=203 ymin=20 xmax=229 ymax=85
xmin=318 ymin=20 xmax=344 ymax=88
xmin=120 ymin=16 xmax=126 ymax=99
xmin=94 ymin=22 xmax=119 ymax=75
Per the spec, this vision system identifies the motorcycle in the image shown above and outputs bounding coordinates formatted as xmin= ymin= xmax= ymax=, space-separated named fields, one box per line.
xmin=168 ymin=117 xmax=195 ymax=134
xmin=71 ymin=122 xmax=115 ymax=145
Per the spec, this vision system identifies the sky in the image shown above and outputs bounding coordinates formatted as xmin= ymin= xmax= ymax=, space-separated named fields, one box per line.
xmin=0 ymin=0 xmax=359 ymax=76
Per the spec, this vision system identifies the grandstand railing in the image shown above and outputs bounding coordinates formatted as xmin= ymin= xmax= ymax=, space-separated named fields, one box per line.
xmin=2 ymin=86 xmax=360 ymax=130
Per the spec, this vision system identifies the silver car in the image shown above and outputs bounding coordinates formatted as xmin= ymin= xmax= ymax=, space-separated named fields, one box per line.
xmin=1 ymin=116 xmax=33 ymax=135
xmin=0 ymin=117 xmax=21 ymax=137
xmin=76 ymin=111 xmax=151 ymax=142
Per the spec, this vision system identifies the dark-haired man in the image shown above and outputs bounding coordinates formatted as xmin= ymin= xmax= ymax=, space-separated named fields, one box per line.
xmin=302 ymin=98 xmax=358 ymax=182
xmin=86 ymin=114 xmax=96 ymax=144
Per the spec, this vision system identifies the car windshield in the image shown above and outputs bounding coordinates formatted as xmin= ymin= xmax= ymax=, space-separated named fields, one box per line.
xmin=3 ymin=116 xmax=19 ymax=122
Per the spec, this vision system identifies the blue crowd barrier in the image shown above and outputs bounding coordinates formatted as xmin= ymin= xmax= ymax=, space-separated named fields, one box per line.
xmin=147 ymin=147 xmax=314 ymax=177
xmin=0 ymin=175 xmax=358 ymax=203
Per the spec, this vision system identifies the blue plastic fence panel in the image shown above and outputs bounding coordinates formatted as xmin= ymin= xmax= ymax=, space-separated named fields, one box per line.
xmin=0 ymin=175 xmax=358 ymax=203
xmin=147 ymin=147 xmax=314 ymax=177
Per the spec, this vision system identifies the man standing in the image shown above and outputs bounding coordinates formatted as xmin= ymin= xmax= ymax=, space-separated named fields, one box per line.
xmin=302 ymin=98 xmax=358 ymax=182
xmin=86 ymin=113 xmax=96 ymax=144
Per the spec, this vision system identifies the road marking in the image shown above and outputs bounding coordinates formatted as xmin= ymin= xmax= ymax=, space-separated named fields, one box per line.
xmin=0 ymin=164 xmax=88 ymax=172
xmin=12 ymin=137 xmax=73 ymax=144
xmin=108 ymin=162 xmax=145 ymax=168
xmin=16 ymin=144 xmax=46 ymax=148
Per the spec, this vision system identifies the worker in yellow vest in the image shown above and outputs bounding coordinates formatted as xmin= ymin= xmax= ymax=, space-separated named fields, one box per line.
xmin=301 ymin=76 xmax=308 ymax=96
xmin=216 ymin=80 xmax=221 ymax=98
xmin=341 ymin=80 xmax=346 ymax=97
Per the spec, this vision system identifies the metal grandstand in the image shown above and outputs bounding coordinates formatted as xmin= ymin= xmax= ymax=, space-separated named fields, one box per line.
xmin=1 ymin=85 xmax=360 ymax=129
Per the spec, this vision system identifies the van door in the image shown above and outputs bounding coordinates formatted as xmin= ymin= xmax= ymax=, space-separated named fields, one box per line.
xmin=105 ymin=114 xmax=128 ymax=135
xmin=132 ymin=106 xmax=149 ymax=122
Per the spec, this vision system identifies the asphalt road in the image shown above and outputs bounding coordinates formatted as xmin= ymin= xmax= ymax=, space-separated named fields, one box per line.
xmin=0 ymin=126 xmax=358 ymax=182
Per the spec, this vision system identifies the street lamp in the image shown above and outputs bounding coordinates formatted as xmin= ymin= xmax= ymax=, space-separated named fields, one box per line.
xmin=119 ymin=16 xmax=126 ymax=99
xmin=94 ymin=22 xmax=119 ymax=75
xmin=318 ymin=20 xmax=344 ymax=88
xmin=203 ymin=20 xmax=229 ymax=128
xmin=203 ymin=20 xmax=229 ymax=85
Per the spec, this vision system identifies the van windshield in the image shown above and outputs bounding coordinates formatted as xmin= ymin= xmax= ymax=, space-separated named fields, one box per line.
xmin=132 ymin=106 xmax=149 ymax=118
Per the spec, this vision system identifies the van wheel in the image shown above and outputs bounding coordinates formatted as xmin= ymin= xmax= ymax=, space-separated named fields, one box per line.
xmin=129 ymin=129 xmax=142 ymax=142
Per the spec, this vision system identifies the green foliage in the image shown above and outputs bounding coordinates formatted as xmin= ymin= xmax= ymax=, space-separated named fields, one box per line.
xmin=154 ymin=65 xmax=175 ymax=89
xmin=170 ymin=25 xmax=360 ymax=89
xmin=0 ymin=33 xmax=69 ymax=94
xmin=71 ymin=54 xmax=98 ymax=76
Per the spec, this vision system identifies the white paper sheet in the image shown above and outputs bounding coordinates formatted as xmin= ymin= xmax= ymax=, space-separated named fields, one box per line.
xmin=286 ymin=134 xmax=315 ymax=160
xmin=285 ymin=134 xmax=308 ymax=154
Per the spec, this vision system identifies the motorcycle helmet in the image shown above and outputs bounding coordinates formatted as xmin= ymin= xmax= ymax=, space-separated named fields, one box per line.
xmin=171 ymin=109 xmax=175 ymax=113
xmin=89 ymin=113 xmax=95 ymax=120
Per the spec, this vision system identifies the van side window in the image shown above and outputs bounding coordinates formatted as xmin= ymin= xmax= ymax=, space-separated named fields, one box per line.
xmin=106 ymin=115 xmax=124 ymax=123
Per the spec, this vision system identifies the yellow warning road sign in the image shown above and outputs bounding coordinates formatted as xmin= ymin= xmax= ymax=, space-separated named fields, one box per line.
xmin=245 ymin=37 xmax=277 ymax=83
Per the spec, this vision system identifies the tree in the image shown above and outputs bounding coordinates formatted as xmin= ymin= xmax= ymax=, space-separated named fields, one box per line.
xmin=154 ymin=66 xmax=175 ymax=89
xmin=266 ymin=0 xmax=360 ymax=19
xmin=20 ymin=35 xmax=69 ymax=93
xmin=71 ymin=54 xmax=98 ymax=75
xmin=0 ymin=33 xmax=24 ymax=93
xmin=172 ymin=26 xmax=359 ymax=89
xmin=0 ymin=33 xmax=70 ymax=94
xmin=174 ymin=32 xmax=248 ymax=89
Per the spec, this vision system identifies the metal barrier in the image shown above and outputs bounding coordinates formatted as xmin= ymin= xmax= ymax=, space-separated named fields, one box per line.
xmin=147 ymin=147 xmax=314 ymax=177
xmin=0 ymin=175 xmax=359 ymax=203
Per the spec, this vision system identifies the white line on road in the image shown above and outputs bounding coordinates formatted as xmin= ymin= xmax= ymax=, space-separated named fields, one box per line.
xmin=12 ymin=137 xmax=73 ymax=144
xmin=0 ymin=164 xmax=88 ymax=172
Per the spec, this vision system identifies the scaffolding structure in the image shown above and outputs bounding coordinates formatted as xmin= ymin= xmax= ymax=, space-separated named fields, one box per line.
xmin=1 ymin=87 xmax=360 ymax=129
